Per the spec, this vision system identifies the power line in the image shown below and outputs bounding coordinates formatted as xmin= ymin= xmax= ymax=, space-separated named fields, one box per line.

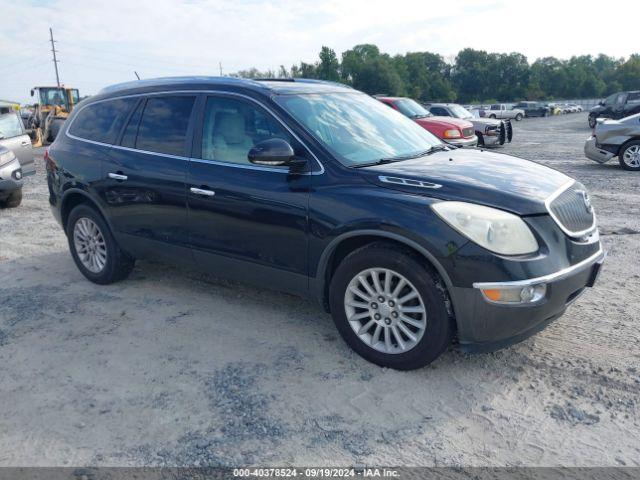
xmin=49 ymin=27 xmax=61 ymax=87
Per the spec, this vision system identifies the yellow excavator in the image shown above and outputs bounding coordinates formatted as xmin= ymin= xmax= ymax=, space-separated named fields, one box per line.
xmin=27 ymin=85 xmax=80 ymax=146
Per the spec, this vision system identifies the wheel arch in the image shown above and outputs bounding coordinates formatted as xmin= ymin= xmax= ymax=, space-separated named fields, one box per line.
xmin=60 ymin=188 xmax=112 ymax=233
xmin=619 ymin=136 xmax=640 ymax=154
xmin=315 ymin=230 xmax=457 ymax=319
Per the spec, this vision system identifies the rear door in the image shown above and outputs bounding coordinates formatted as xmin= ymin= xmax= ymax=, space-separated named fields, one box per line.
xmin=186 ymin=93 xmax=312 ymax=295
xmin=0 ymin=112 xmax=34 ymax=174
xmin=96 ymin=94 xmax=197 ymax=262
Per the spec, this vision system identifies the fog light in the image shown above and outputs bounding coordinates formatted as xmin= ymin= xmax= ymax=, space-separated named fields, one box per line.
xmin=14 ymin=170 xmax=22 ymax=180
xmin=480 ymin=284 xmax=546 ymax=304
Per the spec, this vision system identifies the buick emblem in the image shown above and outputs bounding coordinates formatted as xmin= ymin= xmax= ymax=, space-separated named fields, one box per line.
xmin=577 ymin=190 xmax=592 ymax=213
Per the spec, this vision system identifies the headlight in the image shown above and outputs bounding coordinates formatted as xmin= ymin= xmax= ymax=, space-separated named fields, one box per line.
xmin=443 ymin=129 xmax=461 ymax=139
xmin=432 ymin=201 xmax=538 ymax=255
xmin=0 ymin=149 xmax=16 ymax=167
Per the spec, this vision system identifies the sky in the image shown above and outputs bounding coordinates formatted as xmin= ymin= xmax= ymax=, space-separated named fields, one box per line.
xmin=1 ymin=0 xmax=638 ymax=103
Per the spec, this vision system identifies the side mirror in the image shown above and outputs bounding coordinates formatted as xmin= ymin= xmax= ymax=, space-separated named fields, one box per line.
xmin=248 ymin=138 xmax=296 ymax=167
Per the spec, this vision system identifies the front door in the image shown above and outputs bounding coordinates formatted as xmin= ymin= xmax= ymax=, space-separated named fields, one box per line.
xmin=0 ymin=112 xmax=34 ymax=174
xmin=186 ymin=94 xmax=313 ymax=295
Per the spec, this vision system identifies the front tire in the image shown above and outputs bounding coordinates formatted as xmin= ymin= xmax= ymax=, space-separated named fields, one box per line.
xmin=588 ymin=115 xmax=597 ymax=128
xmin=619 ymin=141 xmax=640 ymax=171
xmin=515 ymin=113 xmax=523 ymax=121
xmin=329 ymin=243 xmax=454 ymax=370
xmin=0 ymin=188 xmax=22 ymax=208
xmin=66 ymin=204 xmax=135 ymax=284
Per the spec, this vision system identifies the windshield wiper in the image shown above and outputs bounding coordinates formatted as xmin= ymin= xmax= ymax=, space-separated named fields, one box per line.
xmin=353 ymin=145 xmax=449 ymax=168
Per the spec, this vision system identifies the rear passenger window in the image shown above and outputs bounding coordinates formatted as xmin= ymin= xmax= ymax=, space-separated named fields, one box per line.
xmin=69 ymin=97 xmax=137 ymax=144
xmin=121 ymin=100 xmax=144 ymax=148
xmin=134 ymin=96 xmax=195 ymax=156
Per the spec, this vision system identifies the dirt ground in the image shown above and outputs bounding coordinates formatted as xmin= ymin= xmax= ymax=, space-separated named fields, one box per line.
xmin=0 ymin=112 xmax=638 ymax=467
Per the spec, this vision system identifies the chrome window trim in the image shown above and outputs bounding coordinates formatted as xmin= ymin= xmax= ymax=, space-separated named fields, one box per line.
xmin=473 ymin=248 xmax=605 ymax=290
xmin=64 ymin=89 xmax=324 ymax=176
xmin=544 ymin=179 xmax=597 ymax=238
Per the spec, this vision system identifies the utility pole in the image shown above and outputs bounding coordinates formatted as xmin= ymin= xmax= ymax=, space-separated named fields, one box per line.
xmin=219 ymin=62 xmax=223 ymax=76
xmin=49 ymin=27 xmax=60 ymax=87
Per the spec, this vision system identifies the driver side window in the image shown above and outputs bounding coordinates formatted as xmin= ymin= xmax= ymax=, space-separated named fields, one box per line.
xmin=201 ymin=96 xmax=293 ymax=167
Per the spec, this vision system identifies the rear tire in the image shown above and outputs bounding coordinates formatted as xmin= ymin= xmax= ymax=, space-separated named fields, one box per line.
xmin=489 ymin=114 xmax=496 ymax=119
xmin=66 ymin=204 xmax=135 ymax=284
xmin=618 ymin=140 xmax=640 ymax=171
xmin=476 ymin=133 xmax=484 ymax=146
xmin=329 ymin=242 xmax=454 ymax=370
xmin=0 ymin=188 xmax=22 ymax=208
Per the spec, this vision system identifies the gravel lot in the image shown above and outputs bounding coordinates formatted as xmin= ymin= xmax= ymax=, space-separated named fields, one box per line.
xmin=0 ymin=112 xmax=639 ymax=467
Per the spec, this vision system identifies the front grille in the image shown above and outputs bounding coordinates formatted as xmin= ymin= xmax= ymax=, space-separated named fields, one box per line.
xmin=547 ymin=182 xmax=596 ymax=236
xmin=462 ymin=127 xmax=474 ymax=138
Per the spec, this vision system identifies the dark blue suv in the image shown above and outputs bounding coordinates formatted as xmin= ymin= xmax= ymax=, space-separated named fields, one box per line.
xmin=46 ymin=77 xmax=604 ymax=369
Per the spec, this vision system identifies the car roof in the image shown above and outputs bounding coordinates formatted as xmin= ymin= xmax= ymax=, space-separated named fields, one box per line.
xmin=96 ymin=76 xmax=353 ymax=99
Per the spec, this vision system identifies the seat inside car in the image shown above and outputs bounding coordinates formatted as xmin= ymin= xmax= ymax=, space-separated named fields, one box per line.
xmin=204 ymin=110 xmax=254 ymax=164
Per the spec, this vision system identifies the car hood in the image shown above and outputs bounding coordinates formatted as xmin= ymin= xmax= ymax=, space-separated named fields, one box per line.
xmin=358 ymin=148 xmax=571 ymax=215
xmin=415 ymin=116 xmax=473 ymax=129
xmin=469 ymin=118 xmax=501 ymax=127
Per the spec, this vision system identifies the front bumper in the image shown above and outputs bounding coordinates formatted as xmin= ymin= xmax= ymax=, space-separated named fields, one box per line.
xmin=584 ymin=136 xmax=616 ymax=164
xmin=452 ymin=247 xmax=605 ymax=352
xmin=444 ymin=135 xmax=478 ymax=147
xmin=0 ymin=158 xmax=23 ymax=199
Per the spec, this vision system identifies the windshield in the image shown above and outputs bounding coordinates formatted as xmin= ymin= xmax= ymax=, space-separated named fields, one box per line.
xmin=449 ymin=104 xmax=473 ymax=119
xmin=274 ymin=92 xmax=443 ymax=166
xmin=392 ymin=98 xmax=432 ymax=119
xmin=0 ymin=113 xmax=24 ymax=139
xmin=39 ymin=88 xmax=67 ymax=108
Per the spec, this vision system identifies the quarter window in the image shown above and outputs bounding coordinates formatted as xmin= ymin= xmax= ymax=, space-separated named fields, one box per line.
xmin=134 ymin=96 xmax=195 ymax=156
xmin=201 ymin=96 xmax=293 ymax=166
xmin=69 ymin=97 xmax=137 ymax=144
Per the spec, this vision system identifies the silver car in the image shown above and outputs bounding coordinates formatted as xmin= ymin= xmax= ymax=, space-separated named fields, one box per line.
xmin=0 ymin=108 xmax=35 ymax=207
xmin=584 ymin=113 xmax=640 ymax=171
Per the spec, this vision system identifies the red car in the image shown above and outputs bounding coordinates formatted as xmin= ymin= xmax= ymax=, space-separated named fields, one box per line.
xmin=376 ymin=96 xmax=477 ymax=147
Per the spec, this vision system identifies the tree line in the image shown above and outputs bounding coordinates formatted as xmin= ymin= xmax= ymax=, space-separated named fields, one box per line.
xmin=233 ymin=45 xmax=640 ymax=104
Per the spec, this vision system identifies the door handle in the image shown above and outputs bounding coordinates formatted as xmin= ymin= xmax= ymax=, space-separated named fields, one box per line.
xmin=190 ymin=187 xmax=215 ymax=197
xmin=21 ymin=140 xmax=30 ymax=147
xmin=108 ymin=172 xmax=128 ymax=181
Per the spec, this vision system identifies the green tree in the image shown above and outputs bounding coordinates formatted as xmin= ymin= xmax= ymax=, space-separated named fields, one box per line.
xmin=317 ymin=46 xmax=341 ymax=82
xmin=615 ymin=54 xmax=640 ymax=91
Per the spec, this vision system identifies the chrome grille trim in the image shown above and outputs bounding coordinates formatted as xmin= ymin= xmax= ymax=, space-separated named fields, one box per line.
xmin=545 ymin=180 xmax=597 ymax=238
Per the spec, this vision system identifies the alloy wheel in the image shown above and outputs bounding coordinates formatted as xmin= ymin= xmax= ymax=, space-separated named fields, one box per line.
xmin=73 ymin=217 xmax=107 ymax=273
xmin=622 ymin=145 xmax=640 ymax=168
xmin=344 ymin=268 xmax=427 ymax=354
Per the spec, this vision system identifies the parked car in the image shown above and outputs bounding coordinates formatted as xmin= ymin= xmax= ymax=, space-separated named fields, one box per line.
xmin=486 ymin=104 xmax=525 ymax=121
xmin=0 ymin=107 xmax=35 ymax=207
xmin=376 ymin=96 xmax=477 ymax=147
xmin=426 ymin=103 xmax=513 ymax=147
xmin=589 ymin=91 xmax=640 ymax=128
xmin=0 ymin=144 xmax=24 ymax=208
xmin=514 ymin=101 xmax=550 ymax=118
xmin=46 ymin=77 xmax=604 ymax=370
xmin=584 ymin=113 xmax=640 ymax=170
